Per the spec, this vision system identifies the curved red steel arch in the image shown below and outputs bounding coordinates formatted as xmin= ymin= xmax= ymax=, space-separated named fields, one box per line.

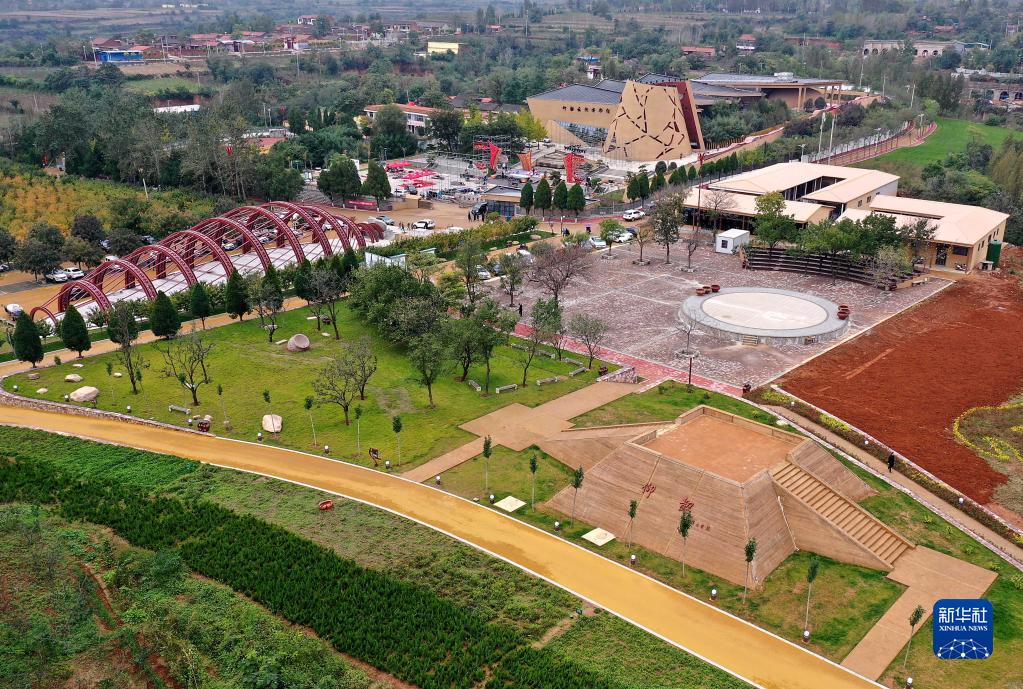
xmin=57 ymin=279 xmax=114 ymax=313
xmin=28 ymin=305 xmax=59 ymax=328
xmin=90 ymin=259 xmax=159 ymax=302
xmin=192 ymin=217 xmax=272 ymax=272
xmin=224 ymin=205 xmax=306 ymax=264
xmin=125 ymin=244 xmax=197 ymax=286
xmin=264 ymin=201 xmax=338 ymax=256
xmin=301 ymin=204 xmax=368 ymax=248
xmin=164 ymin=228 xmax=236 ymax=279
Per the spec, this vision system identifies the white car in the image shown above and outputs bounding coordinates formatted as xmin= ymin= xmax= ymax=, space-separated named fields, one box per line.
xmin=614 ymin=232 xmax=633 ymax=243
xmin=623 ymin=209 xmax=646 ymax=221
xmin=413 ymin=219 xmax=436 ymax=229
xmin=45 ymin=269 xmax=69 ymax=283
xmin=475 ymin=265 xmax=492 ymax=280
xmin=4 ymin=303 xmax=24 ymax=318
xmin=221 ymin=240 xmax=238 ymax=251
xmin=371 ymin=215 xmax=396 ymax=226
xmin=63 ymin=267 xmax=85 ymax=280
xmin=589 ymin=237 xmax=607 ymax=249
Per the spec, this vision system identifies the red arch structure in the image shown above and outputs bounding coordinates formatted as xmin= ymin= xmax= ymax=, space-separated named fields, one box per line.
xmin=57 ymin=279 xmax=113 ymax=313
xmin=223 ymin=205 xmax=307 ymax=263
xmin=125 ymin=244 xmax=197 ymax=285
xmin=264 ymin=201 xmax=339 ymax=256
xmin=192 ymin=217 xmax=272 ymax=272
xmin=90 ymin=259 xmax=159 ymax=301
xmin=303 ymin=204 xmax=370 ymax=249
xmin=28 ymin=305 xmax=59 ymax=328
xmin=162 ymin=229 xmax=236 ymax=277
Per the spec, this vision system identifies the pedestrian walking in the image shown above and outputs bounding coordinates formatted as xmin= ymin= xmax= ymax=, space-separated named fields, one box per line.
xmin=468 ymin=211 xmax=472 ymax=220
xmin=518 ymin=303 xmax=523 ymax=317
xmin=887 ymin=452 xmax=895 ymax=473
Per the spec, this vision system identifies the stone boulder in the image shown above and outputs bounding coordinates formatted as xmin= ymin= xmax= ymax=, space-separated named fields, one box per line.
xmin=286 ymin=333 xmax=311 ymax=352
xmin=69 ymin=386 xmax=99 ymax=403
xmin=261 ymin=414 xmax=283 ymax=433
xmin=64 ymin=373 xmax=83 ymax=383
xmin=27 ymin=373 xmax=40 ymax=380
xmin=36 ymin=388 xmax=48 ymax=394
xmin=113 ymin=372 xmax=123 ymax=378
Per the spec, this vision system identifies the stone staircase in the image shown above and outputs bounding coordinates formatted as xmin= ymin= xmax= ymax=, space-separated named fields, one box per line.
xmin=297 ymin=187 xmax=333 ymax=206
xmin=772 ymin=462 xmax=911 ymax=567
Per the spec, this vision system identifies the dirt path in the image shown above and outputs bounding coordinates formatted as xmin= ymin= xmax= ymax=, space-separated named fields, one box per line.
xmin=0 ymin=403 xmax=880 ymax=689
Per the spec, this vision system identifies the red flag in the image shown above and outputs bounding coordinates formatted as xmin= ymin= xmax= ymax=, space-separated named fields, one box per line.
xmin=488 ymin=141 xmax=501 ymax=170
xmin=225 ymin=145 xmax=233 ymax=156
xmin=519 ymin=151 xmax=533 ymax=172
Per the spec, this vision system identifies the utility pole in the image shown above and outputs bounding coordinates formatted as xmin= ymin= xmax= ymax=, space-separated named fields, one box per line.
xmin=817 ymin=112 xmax=826 ymax=155
xmin=827 ymin=113 xmax=836 ymax=163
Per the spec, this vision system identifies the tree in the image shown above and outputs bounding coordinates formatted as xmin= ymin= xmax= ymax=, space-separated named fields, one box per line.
xmin=634 ymin=222 xmax=654 ymax=263
xmin=189 ymin=281 xmax=212 ymax=329
xmin=534 ymin=178 xmax=552 ymax=217
xmin=308 ymin=267 xmax=345 ymax=338
xmin=804 ymin=555 xmax=820 ymax=632
xmin=12 ymin=312 xmax=43 ymax=367
xmin=482 ymin=435 xmax=493 ymax=494
xmin=106 ymin=227 xmax=145 ymax=257
xmin=649 ymin=193 xmax=685 ymax=264
xmin=900 ymin=218 xmax=937 ymax=264
xmin=293 ymin=258 xmax=312 ymax=305
xmin=705 ymin=189 xmax=737 ymax=231
xmin=62 ymin=235 xmax=103 ymax=268
xmin=455 ymin=236 xmax=486 ymax=306
xmin=519 ymin=298 xmax=560 ymax=385
xmin=313 ymin=349 xmax=360 ymax=425
xmin=362 ymin=160 xmax=392 ymax=204
xmin=15 ymin=231 xmax=63 ymax=279
xmin=519 ymin=181 xmax=534 ymax=215
xmin=903 ymin=605 xmax=926 ymax=671
xmin=107 ymin=301 xmax=145 ymax=394
xmin=570 ymin=466 xmax=584 ymax=523
xmin=0 ymin=228 xmax=14 ymax=265
xmin=683 ymin=226 xmax=709 ymax=270
xmin=251 ymin=265 xmax=284 ymax=343
xmin=599 ymin=219 xmax=622 ymax=258
xmin=650 ymin=170 xmax=666 ymax=194
xmin=626 ymin=499 xmax=638 ymax=547
xmin=567 ymin=313 xmax=609 ymax=368
xmin=529 ymin=243 xmax=590 ymax=304
xmin=349 ymin=336 xmax=378 ymax=400
xmin=499 ymin=252 xmax=525 ymax=307
xmin=409 ymin=333 xmax=448 ymax=407
xmin=150 ymin=291 xmax=181 ymax=339
xmin=70 ymin=214 xmax=105 ymax=244
xmin=678 ymin=509 xmax=694 ymax=577
xmin=552 ymin=181 xmax=568 ymax=213
xmin=59 ymin=304 xmax=90 ymax=357
xmin=224 ymin=270 xmax=249 ymax=321
xmin=318 ymin=154 xmax=363 ymax=203
xmin=636 ymin=172 xmax=650 ymax=206
xmin=567 ymin=183 xmax=585 ymax=216
xmin=754 ymin=192 xmax=797 ymax=253
xmin=743 ymin=537 xmax=758 ymax=603
xmin=430 ymin=109 xmax=463 ymax=150
xmin=529 ymin=454 xmax=538 ymax=510
xmin=442 ymin=316 xmax=481 ymax=382
xmin=157 ymin=328 xmax=213 ymax=406
xmin=392 ymin=415 xmax=403 ymax=466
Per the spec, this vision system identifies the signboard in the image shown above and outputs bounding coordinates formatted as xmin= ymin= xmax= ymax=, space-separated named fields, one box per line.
xmin=933 ymin=599 xmax=993 ymax=659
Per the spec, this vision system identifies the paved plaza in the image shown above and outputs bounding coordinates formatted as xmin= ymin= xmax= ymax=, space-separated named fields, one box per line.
xmin=497 ymin=240 xmax=949 ymax=387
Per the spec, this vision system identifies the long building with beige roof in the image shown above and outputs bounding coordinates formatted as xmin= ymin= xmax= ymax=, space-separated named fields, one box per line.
xmin=684 ymin=161 xmax=1007 ymax=273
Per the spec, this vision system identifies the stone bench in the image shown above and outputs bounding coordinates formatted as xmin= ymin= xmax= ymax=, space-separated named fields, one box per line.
xmin=467 ymin=379 xmax=482 ymax=392
xmin=536 ymin=376 xmax=560 ymax=386
xmin=168 ymin=404 xmax=191 ymax=415
xmin=495 ymin=383 xmax=517 ymax=394
xmin=540 ymin=350 xmax=558 ymax=359
xmin=564 ymin=357 xmax=583 ymax=366
xmin=569 ymin=367 xmax=588 ymax=377
xmin=509 ymin=342 xmax=527 ymax=351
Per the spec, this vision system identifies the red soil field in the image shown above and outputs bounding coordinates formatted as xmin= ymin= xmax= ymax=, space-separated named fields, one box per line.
xmin=778 ymin=274 xmax=1023 ymax=518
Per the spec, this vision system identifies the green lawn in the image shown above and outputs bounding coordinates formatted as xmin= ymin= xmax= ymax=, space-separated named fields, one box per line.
xmin=861 ymin=116 xmax=1014 ymax=168
xmin=571 ymin=380 xmax=784 ymax=429
xmin=123 ymin=75 xmax=207 ymax=96
xmin=437 ymin=445 xmax=574 ymax=505
xmin=4 ymin=305 xmax=610 ymax=471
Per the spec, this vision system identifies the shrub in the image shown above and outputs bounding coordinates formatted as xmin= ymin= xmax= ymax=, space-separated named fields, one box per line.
xmin=818 ymin=413 xmax=852 ymax=433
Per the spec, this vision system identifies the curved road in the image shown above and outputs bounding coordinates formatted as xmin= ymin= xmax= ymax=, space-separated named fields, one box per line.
xmin=0 ymin=404 xmax=879 ymax=689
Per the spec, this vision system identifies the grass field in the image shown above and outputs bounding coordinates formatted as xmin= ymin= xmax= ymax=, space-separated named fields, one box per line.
xmin=861 ymin=117 xmax=1015 ymax=169
xmin=0 ymin=426 xmax=748 ymax=688
xmin=123 ymin=75 xmax=208 ymax=97
xmin=4 ymin=306 xmax=611 ymax=471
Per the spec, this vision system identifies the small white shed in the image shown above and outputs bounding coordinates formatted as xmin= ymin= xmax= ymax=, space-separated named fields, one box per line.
xmin=715 ymin=228 xmax=750 ymax=254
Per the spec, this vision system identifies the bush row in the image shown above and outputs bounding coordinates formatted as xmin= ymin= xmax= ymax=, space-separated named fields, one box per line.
xmin=0 ymin=451 xmax=628 ymax=689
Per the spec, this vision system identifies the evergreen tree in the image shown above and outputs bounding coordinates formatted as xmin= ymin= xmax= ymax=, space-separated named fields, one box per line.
xmin=687 ymin=166 xmax=698 ymax=181
xmin=650 ymin=170 xmax=666 ymax=193
xmin=668 ymin=168 xmax=684 ymax=186
xmin=362 ymin=160 xmax=392 ymax=204
xmin=59 ymin=303 xmax=90 ymax=357
xmin=341 ymin=247 xmax=359 ymax=280
xmin=293 ymin=259 xmax=313 ymax=303
xmin=566 ymin=183 xmax=585 ymax=216
xmin=637 ymin=172 xmax=650 ymax=203
xmin=12 ymin=311 xmax=43 ymax=368
xmin=224 ymin=269 xmax=249 ymax=321
xmin=654 ymin=160 xmax=667 ymax=174
xmin=318 ymin=155 xmax=363 ymax=203
xmin=519 ymin=181 xmax=534 ymax=214
xmin=189 ymin=281 xmax=212 ymax=329
xmin=552 ymin=180 xmax=568 ymax=211
xmin=534 ymin=178 xmax=552 ymax=216
xmin=150 ymin=290 xmax=181 ymax=339
xmin=261 ymin=263 xmax=285 ymax=307
xmin=626 ymin=174 xmax=641 ymax=202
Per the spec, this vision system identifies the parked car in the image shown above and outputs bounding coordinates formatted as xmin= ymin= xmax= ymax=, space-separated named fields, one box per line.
xmin=392 ymin=188 xmax=406 ymax=198
xmin=489 ymin=260 xmax=505 ymax=276
xmin=0 ymin=261 xmax=10 ymax=272
xmin=45 ymin=269 xmax=69 ymax=283
xmin=614 ymin=232 xmax=633 ymax=243
xmin=516 ymin=249 xmax=534 ymax=264
xmin=63 ymin=267 xmax=85 ymax=280
xmin=102 ymin=254 xmax=119 ymax=262
xmin=589 ymin=237 xmax=607 ymax=249
xmin=221 ymin=239 xmax=238 ymax=251
xmin=413 ymin=219 xmax=436 ymax=229
xmin=141 ymin=235 xmax=156 ymax=245
xmin=371 ymin=215 xmax=396 ymax=226
xmin=475 ymin=265 xmax=492 ymax=280
xmin=623 ymin=209 xmax=646 ymax=221
xmin=99 ymin=239 xmax=111 ymax=251
xmin=4 ymin=303 xmax=24 ymax=318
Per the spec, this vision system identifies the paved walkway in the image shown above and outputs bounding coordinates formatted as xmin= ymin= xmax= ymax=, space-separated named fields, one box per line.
xmin=512 ymin=323 xmax=742 ymax=396
xmin=0 ymin=403 xmax=880 ymax=689
xmin=403 ymin=382 xmax=635 ymax=482
xmin=841 ymin=546 xmax=996 ymax=679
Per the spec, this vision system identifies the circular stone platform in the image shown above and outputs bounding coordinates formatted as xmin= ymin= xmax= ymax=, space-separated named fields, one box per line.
xmin=680 ymin=287 xmax=850 ymax=345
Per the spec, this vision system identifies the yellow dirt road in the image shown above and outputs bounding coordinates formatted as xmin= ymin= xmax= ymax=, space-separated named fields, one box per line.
xmin=0 ymin=405 xmax=879 ymax=689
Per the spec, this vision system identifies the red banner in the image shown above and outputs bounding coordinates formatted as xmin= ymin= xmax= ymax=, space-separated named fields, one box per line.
xmin=564 ymin=153 xmax=584 ymax=183
xmin=488 ymin=141 xmax=502 ymax=170
xmin=519 ymin=151 xmax=533 ymax=172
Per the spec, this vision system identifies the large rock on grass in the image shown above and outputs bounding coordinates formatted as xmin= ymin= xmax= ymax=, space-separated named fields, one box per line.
xmin=64 ymin=373 xmax=83 ymax=383
xmin=262 ymin=414 xmax=283 ymax=433
xmin=286 ymin=333 xmax=310 ymax=352
xmin=69 ymin=386 xmax=99 ymax=403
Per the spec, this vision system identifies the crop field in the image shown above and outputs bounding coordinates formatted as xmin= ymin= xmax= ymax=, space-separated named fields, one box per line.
xmin=4 ymin=306 xmax=612 ymax=472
